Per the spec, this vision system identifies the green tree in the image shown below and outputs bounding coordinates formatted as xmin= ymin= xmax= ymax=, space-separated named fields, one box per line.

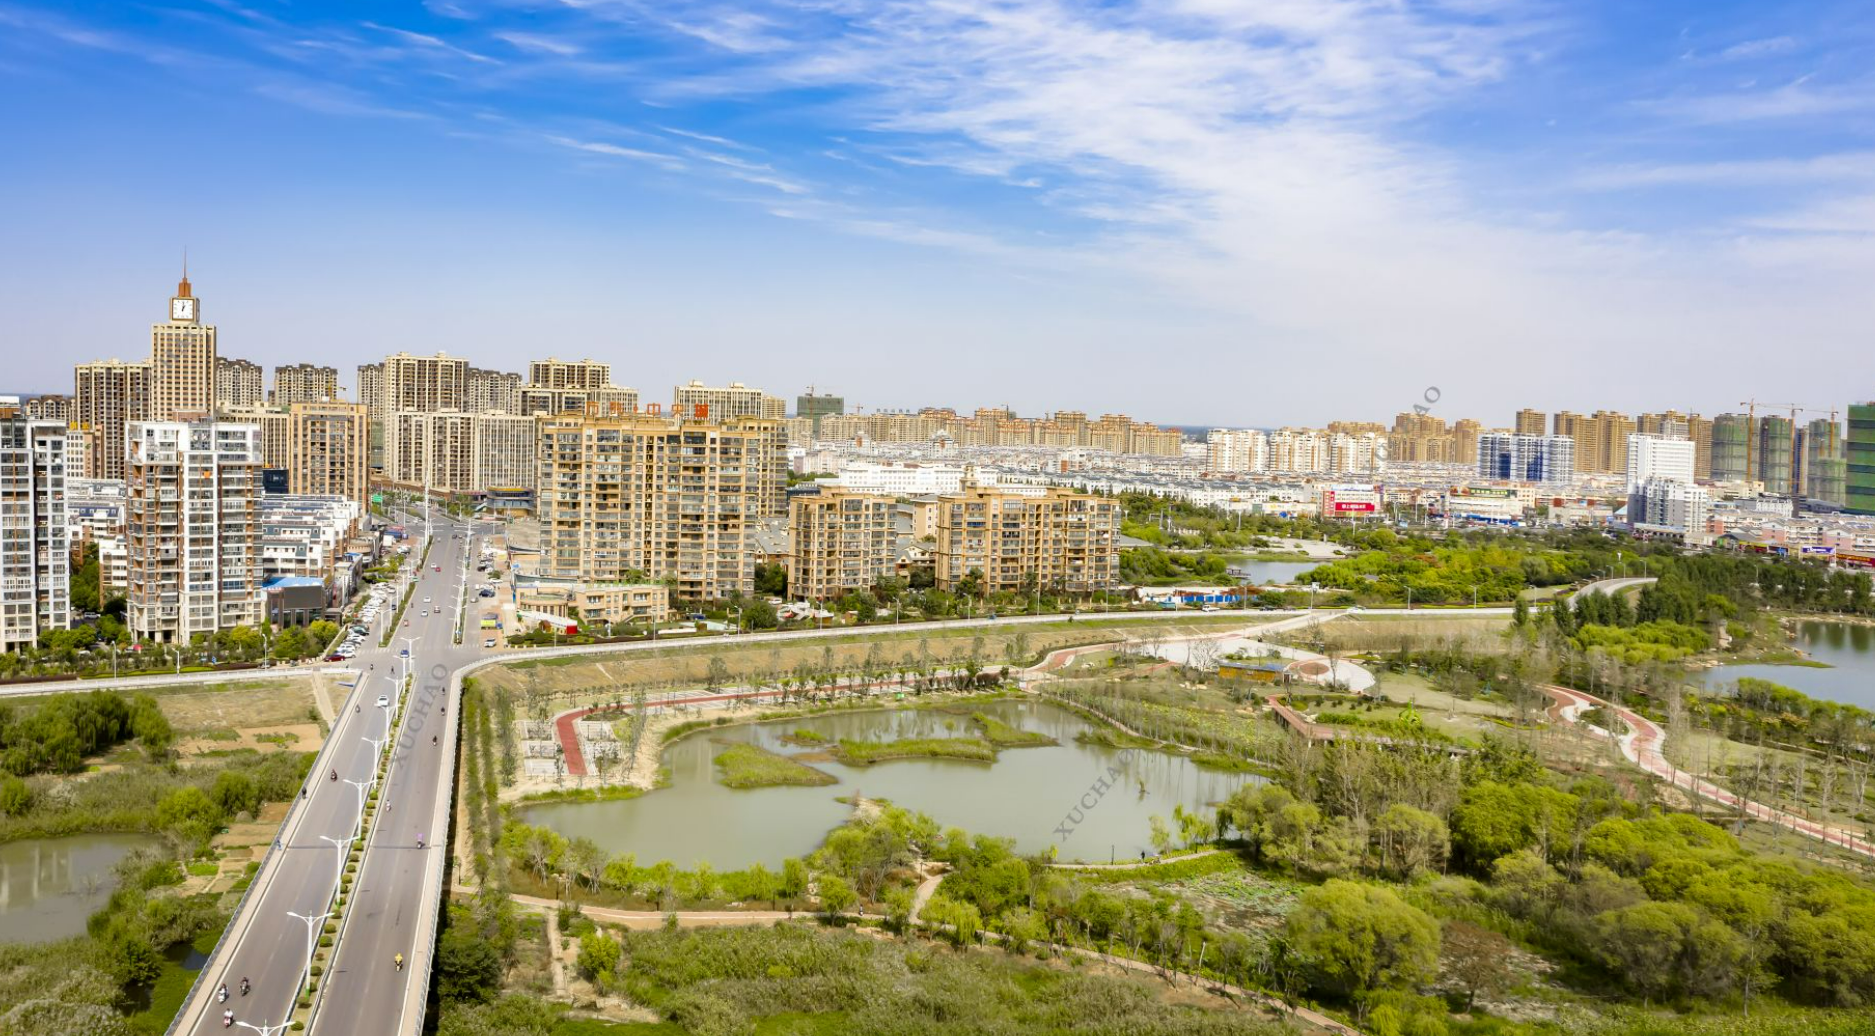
xmin=1285 ymin=879 xmax=1440 ymax=1001
xmin=0 ymin=775 xmax=31 ymax=816
xmin=817 ymin=874 xmax=857 ymax=920
xmin=1372 ymin=803 xmax=1449 ymax=879
xmin=575 ymin=931 xmax=621 ymax=980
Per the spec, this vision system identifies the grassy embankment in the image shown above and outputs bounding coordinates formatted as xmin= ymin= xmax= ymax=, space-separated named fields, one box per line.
xmin=712 ymin=742 xmax=836 ymax=788
xmin=831 ymin=737 xmax=997 ymax=765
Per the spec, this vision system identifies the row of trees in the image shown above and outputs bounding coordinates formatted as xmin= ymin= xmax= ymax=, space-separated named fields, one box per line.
xmin=0 ymin=690 xmax=170 ymax=777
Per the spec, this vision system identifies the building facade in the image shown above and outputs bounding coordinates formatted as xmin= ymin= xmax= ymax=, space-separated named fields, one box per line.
xmin=125 ymin=420 xmax=264 ymax=643
xmin=789 ymin=490 xmax=897 ymax=600
xmin=673 ymin=380 xmax=784 ymax=421
xmin=287 ymin=401 xmax=369 ymax=503
xmin=536 ymin=413 xmax=787 ymax=599
xmin=1625 ymin=434 xmax=1697 ymax=492
xmin=468 ymin=367 xmax=522 ymax=414
xmin=1847 ymin=403 xmax=1875 ymax=516
xmin=933 ymin=484 xmax=1119 ymax=595
xmin=796 ymin=391 xmax=844 ymax=434
xmin=1477 ymin=432 xmax=1575 ymax=484
xmin=0 ymin=405 xmax=70 ymax=653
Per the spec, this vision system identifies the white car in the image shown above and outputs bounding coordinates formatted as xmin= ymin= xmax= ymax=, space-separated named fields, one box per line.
xmin=423 ymin=596 xmax=432 ymax=604
xmin=376 ymin=694 xmax=390 ymax=708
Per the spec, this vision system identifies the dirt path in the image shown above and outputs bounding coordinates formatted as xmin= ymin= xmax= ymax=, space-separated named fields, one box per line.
xmin=1541 ymin=684 xmax=1875 ymax=860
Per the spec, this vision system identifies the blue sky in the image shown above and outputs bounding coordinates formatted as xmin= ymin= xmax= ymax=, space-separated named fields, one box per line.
xmin=3 ymin=0 xmax=1872 ymax=428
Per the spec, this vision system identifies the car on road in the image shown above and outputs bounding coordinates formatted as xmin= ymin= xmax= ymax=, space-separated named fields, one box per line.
xmin=434 ymin=564 xmax=442 ymax=572
xmin=423 ymin=596 xmax=432 ymax=604
xmin=483 ymin=638 xmax=496 ymax=648
xmin=376 ymin=694 xmax=390 ymax=708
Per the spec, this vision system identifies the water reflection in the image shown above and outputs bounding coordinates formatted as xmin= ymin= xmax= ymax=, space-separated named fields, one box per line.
xmin=0 ymin=833 xmax=159 ymax=943
xmin=524 ymin=699 xmax=1258 ymax=869
xmin=1690 ymin=621 xmax=1875 ymax=710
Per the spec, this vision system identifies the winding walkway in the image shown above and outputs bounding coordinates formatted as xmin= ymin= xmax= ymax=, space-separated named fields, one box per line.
xmin=1541 ymin=684 xmax=1875 ymax=860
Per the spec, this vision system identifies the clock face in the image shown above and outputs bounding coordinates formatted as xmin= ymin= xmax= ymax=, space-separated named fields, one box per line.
xmin=172 ymin=298 xmax=195 ymax=320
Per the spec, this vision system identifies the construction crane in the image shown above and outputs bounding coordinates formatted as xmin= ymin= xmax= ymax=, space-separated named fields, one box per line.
xmin=1738 ymin=399 xmax=1836 ymax=514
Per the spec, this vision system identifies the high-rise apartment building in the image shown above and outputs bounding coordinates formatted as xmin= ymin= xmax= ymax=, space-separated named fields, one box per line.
xmin=536 ymin=413 xmax=786 ymax=598
xmin=789 ymin=490 xmax=897 ymax=601
xmin=1206 ymin=428 xmax=1269 ymax=473
xmin=528 ymin=358 xmax=614 ymax=391
xmin=1514 ymin=409 xmax=1547 ymax=436
xmin=673 ymin=380 xmax=785 ymax=421
xmin=934 ymin=485 xmax=1119 ymax=595
xmin=0 ymin=403 xmax=70 ymax=654
xmin=287 ymin=401 xmax=369 ymax=503
xmin=1552 ymin=410 xmax=1634 ymax=474
xmin=1796 ymin=417 xmax=1846 ymax=507
xmin=223 ymin=406 xmax=291 ymax=472
xmin=1755 ymin=416 xmax=1796 ymax=497
xmin=150 ymin=276 xmax=216 ymax=420
xmin=467 ymin=367 xmax=522 ymax=414
xmin=519 ymin=357 xmax=638 ymax=417
xmin=1477 ymin=433 xmax=1575 ymax=483
xmin=357 ymin=362 xmax=385 ymax=469
xmin=1625 ymin=434 xmax=1696 ymax=493
xmin=272 ymin=363 xmax=340 ymax=406
xmin=1710 ymin=414 xmax=1751 ymax=482
xmin=796 ymin=390 xmax=845 ymax=435
xmin=1847 ymin=403 xmax=1875 ymax=516
xmin=378 ymin=352 xmax=470 ymax=480
xmin=1628 ymin=479 xmax=1711 ymax=536
xmin=74 ymin=358 xmax=152 ymax=480
xmin=384 ymin=411 xmax=536 ymax=495
xmin=215 ymin=357 xmax=264 ymax=411
xmin=125 ymin=420 xmax=263 ymax=643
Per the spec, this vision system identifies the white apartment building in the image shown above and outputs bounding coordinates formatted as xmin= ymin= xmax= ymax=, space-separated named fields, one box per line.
xmin=1 ymin=405 xmax=70 ymax=652
xmin=1630 ymin=478 xmax=1712 ymax=537
xmin=1206 ymin=428 xmax=1269 ymax=473
xmin=260 ymin=494 xmax=363 ymax=584
xmin=827 ymin=459 xmax=971 ymax=497
xmin=66 ymin=477 xmax=127 ymax=545
xmin=1626 ymin=433 xmax=1697 ymax=493
xmin=125 ymin=420 xmax=264 ymax=643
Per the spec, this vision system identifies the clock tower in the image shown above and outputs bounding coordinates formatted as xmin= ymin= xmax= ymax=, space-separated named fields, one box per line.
xmin=170 ymin=274 xmax=198 ymax=324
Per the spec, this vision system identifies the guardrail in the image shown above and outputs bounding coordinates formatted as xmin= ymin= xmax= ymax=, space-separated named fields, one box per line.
xmin=164 ymin=668 xmax=370 ymax=1036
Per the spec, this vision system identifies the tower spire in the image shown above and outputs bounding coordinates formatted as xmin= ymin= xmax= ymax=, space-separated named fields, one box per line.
xmin=179 ymin=248 xmax=191 ymax=297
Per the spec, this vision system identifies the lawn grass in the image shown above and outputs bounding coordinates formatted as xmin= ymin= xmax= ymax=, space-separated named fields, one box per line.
xmin=831 ymin=737 xmax=996 ymax=765
xmin=968 ymin=711 xmax=1056 ymax=748
xmin=126 ymin=928 xmax=221 ymax=1035
xmin=713 ymin=742 xmax=837 ymax=789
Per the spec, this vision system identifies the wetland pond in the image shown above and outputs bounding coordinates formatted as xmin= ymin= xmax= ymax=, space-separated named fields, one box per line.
xmin=524 ymin=698 xmax=1256 ymax=869
xmin=1690 ymin=620 xmax=1875 ymax=711
xmin=0 ymin=833 xmax=161 ymax=943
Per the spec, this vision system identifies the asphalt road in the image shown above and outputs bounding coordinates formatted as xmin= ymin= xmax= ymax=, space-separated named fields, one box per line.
xmin=176 ymin=512 xmax=492 ymax=1036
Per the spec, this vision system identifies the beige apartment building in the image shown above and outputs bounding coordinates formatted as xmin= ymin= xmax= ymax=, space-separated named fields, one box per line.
xmin=536 ymin=412 xmax=786 ymax=599
xmin=789 ymin=490 xmax=897 ymax=601
xmin=1515 ymin=409 xmax=1547 ymax=436
xmin=934 ymin=484 xmax=1119 ymax=595
xmin=224 ymin=406 xmax=290 ymax=471
xmin=151 ymin=276 xmax=216 ymax=420
xmin=673 ymin=380 xmax=786 ymax=421
xmin=74 ymin=358 xmax=152 ymax=479
xmin=215 ymin=357 xmax=264 ymax=411
xmin=126 ymin=419 xmax=263 ymax=643
xmin=272 ymin=363 xmax=339 ymax=406
xmin=529 ymin=357 xmax=614 ymax=391
xmin=808 ymin=407 xmax=1184 ymax=457
xmin=522 ymin=358 xmax=639 ymax=416
xmin=358 ymin=361 xmax=384 ymax=469
xmin=25 ymin=394 xmax=70 ymax=422
xmin=287 ymin=401 xmax=369 ymax=502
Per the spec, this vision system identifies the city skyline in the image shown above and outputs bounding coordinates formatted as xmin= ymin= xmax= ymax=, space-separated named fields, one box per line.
xmin=4 ymin=1 xmax=1874 ymax=425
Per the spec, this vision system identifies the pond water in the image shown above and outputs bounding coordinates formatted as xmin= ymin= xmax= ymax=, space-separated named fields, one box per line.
xmin=0 ymin=833 xmax=161 ymax=943
xmin=1689 ymin=621 xmax=1875 ymax=711
xmin=1228 ymin=560 xmax=1320 ymax=585
xmin=524 ymin=699 xmax=1256 ymax=869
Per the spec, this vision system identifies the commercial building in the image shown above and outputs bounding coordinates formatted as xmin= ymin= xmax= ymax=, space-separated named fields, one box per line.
xmin=515 ymin=583 xmax=671 ymax=627
xmin=259 ymin=494 xmax=363 ymax=589
xmin=536 ymin=412 xmax=787 ymax=598
xmin=789 ymin=490 xmax=897 ymax=600
xmin=796 ymin=390 xmax=844 ymax=434
xmin=1477 ymin=433 xmax=1575 ymax=484
xmin=0 ymin=403 xmax=70 ymax=653
xmin=1319 ymin=484 xmax=1383 ymax=520
xmin=286 ymin=401 xmax=369 ymax=503
xmin=215 ymin=357 xmax=265 ymax=411
xmin=150 ymin=275 xmax=216 ymax=421
xmin=272 ymin=363 xmax=340 ymax=406
xmin=74 ymin=358 xmax=152 ymax=480
xmin=933 ymin=484 xmax=1119 ymax=595
xmin=125 ymin=420 xmax=264 ymax=643
xmin=673 ymin=380 xmax=787 ymax=421
xmin=827 ymin=459 xmax=970 ymax=497
xmin=1438 ymin=485 xmax=1528 ymax=525
xmin=1848 ymin=403 xmax=1875 ymax=516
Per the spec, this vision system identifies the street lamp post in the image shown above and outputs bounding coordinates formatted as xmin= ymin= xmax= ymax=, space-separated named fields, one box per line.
xmin=342 ymin=778 xmax=373 ymax=834
xmin=236 ymin=1021 xmax=291 ymax=1036
xmin=318 ymin=833 xmax=350 ymax=891
xmin=285 ymin=910 xmax=333 ymax=974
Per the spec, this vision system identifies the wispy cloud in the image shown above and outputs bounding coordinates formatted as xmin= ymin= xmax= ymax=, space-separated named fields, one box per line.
xmin=545 ymin=134 xmax=685 ymax=170
xmin=1716 ymin=36 xmax=1797 ymax=61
